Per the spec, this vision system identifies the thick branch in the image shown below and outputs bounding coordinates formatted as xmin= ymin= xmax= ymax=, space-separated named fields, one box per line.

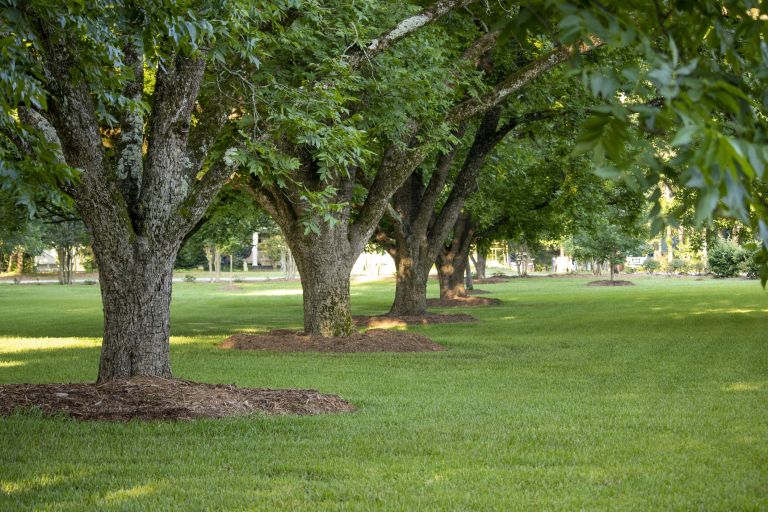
xmin=346 ymin=0 xmax=479 ymax=70
xmin=449 ymin=39 xmax=601 ymax=123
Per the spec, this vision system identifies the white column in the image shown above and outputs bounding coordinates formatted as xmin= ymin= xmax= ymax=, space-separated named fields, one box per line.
xmin=251 ymin=232 xmax=259 ymax=267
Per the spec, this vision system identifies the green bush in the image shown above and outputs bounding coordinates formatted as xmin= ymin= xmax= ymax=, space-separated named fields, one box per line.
xmin=642 ymin=258 xmax=660 ymax=274
xmin=707 ymin=240 xmax=747 ymax=278
xmin=184 ymin=275 xmax=197 ymax=283
xmin=739 ymin=250 xmax=762 ymax=279
xmin=670 ymin=258 xmax=687 ymax=274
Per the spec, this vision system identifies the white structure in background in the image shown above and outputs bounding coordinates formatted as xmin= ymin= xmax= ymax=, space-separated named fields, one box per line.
xmin=251 ymin=232 xmax=259 ymax=267
xmin=34 ymin=249 xmax=59 ymax=272
xmin=553 ymin=255 xmax=575 ymax=273
xmin=33 ymin=249 xmax=85 ymax=272
xmin=625 ymin=256 xmax=648 ymax=268
xmin=352 ymin=252 xmax=396 ymax=277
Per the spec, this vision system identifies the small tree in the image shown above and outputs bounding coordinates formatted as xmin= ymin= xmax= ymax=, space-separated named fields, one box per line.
xmin=708 ymin=240 xmax=748 ymax=278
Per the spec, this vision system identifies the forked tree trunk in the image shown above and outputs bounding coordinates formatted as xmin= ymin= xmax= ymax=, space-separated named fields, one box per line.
xmin=96 ymin=242 xmax=179 ymax=382
xmin=389 ymin=248 xmax=430 ymax=316
xmin=437 ymin=213 xmax=474 ymax=299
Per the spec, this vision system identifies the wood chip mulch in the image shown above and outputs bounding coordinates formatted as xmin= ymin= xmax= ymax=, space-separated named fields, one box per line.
xmin=465 ymin=289 xmax=491 ymax=295
xmin=426 ymin=296 xmax=503 ymax=308
xmin=586 ymin=280 xmax=635 ymax=286
xmin=220 ymin=329 xmax=445 ymax=353
xmin=474 ymin=276 xmax=513 ymax=284
xmin=353 ymin=313 xmax=477 ymax=328
xmin=0 ymin=377 xmax=355 ymax=422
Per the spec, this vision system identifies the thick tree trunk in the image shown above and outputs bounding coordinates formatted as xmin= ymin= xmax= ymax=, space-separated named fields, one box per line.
xmin=388 ymin=249 xmax=430 ymax=316
xmin=286 ymin=226 xmax=356 ymax=337
xmin=465 ymin=254 xmax=473 ymax=290
xmin=437 ymin=250 xmax=469 ymax=298
xmin=437 ymin=213 xmax=474 ymax=299
xmin=474 ymin=250 xmax=487 ymax=280
xmin=96 ymin=244 xmax=177 ymax=382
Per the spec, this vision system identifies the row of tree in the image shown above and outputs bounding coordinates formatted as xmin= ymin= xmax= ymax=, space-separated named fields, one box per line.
xmin=1 ymin=1 xmax=766 ymax=383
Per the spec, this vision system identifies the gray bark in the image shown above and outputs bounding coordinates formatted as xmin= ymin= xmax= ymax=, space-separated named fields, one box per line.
xmin=22 ymin=23 xmax=235 ymax=381
xmin=437 ymin=213 xmax=474 ymax=299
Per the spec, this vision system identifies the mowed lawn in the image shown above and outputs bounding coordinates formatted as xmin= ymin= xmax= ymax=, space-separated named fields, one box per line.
xmin=0 ymin=276 xmax=766 ymax=510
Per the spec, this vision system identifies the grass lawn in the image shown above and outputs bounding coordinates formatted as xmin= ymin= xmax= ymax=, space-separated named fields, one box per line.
xmin=0 ymin=276 xmax=766 ymax=510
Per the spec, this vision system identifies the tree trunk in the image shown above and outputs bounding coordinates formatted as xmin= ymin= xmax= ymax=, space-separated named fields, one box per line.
xmin=473 ymin=250 xmax=487 ymax=280
xmin=214 ymin=246 xmax=221 ymax=282
xmin=14 ymin=251 xmax=23 ymax=275
xmin=96 ymin=245 xmax=176 ymax=382
xmin=437 ymin=213 xmax=474 ymax=299
xmin=57 ymin=248 xmax=67 ymax=284
xmin=286 ymin=226 xmax=356 ymax=337
xmin=388 ymin=248 xmax=430 ymax=316
xmin=464 ymin=254 xmax=473 ymax=290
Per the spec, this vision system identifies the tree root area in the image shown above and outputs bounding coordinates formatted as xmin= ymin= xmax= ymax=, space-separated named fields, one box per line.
xmin=474 ymin=276 xmax=513 ymax=284
xmin=0 ymin=377 xmax=355 ymax=422
xmin=587 ymin=280 xmax=635 ymax=286
xmin=465 ymin=289 xmax=490 ymax=295
xmin=220 ymin=329 xmax=445 ymax=353
xmin=426 ymin=296 xmax=503 ymax=307
xmin=353 ymin=313 xmax=477 ymax=328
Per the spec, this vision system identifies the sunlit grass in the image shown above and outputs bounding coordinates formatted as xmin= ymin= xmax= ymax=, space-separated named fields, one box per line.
xmin=0 ymin=276 xmax=766 ymax=510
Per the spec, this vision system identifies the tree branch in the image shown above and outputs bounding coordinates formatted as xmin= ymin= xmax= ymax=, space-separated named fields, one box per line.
xmin=449 ymin=39 xmax=602 ymax=123
xmin=346 ymin=0 xmax=479 ymax=71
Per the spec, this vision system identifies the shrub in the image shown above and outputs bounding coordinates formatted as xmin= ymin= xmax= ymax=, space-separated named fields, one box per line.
xmin=707 ymin=240 xmax=747 ymax=278
xmin=232 ymin=277 xmax=243 ymax=283
xmin=739 ymin=250 xmax=762 ymax=279
xmin=688 ymin=258 xmax=706 ymax=275
xmin=670 ymin=258 xmax=688 ymax=274
xmin=642 ymin=258 xmax=660 ymax=274
xmin=82 ymin=279 xmax=97 ymax=285
xmin=184 ymin=275 xmax=197 ymax=283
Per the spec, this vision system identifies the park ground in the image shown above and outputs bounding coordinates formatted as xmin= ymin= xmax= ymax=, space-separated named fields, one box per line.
xmin=0 ymin=276 xmax=766 ymax=510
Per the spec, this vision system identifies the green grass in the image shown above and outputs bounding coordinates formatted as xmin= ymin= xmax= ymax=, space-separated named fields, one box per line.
xmin=1 ymin=276 xmax=766 ymax=510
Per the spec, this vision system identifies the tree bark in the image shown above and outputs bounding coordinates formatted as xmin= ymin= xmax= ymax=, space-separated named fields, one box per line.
xmin=465 ymin=254 xmax=474 ymax=290
xmin=437 ymin=213 xmax=474 ymax=299
xmin=473 ymin=250 xmax=487 ymax=280
xmin=287 ymin=227 xmax=356 ymax=337
xmin=388 ymin=246 xmax=431 ymax=316
xmin=96 ymin=243 xmax=177 ymax=382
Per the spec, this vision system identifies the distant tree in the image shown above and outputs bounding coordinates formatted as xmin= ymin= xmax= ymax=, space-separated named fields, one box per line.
xmin=40 ymin=218 xmax=90 ymax=284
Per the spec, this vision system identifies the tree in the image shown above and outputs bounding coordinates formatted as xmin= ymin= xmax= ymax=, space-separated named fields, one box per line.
xmin=235 ymin=1 xmax=600 ymax=331
xmin=0 ymin=3 xmax=288 ymax=381
xmin=542 ymin=0 xmax=768 ymax=285
xmin=40 ymin=217 xmax=90 ymax=284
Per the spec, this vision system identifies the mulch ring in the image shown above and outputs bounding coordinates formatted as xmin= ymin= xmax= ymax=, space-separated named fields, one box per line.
xmin=465 ymin=289 xmax=490 ymax=295
xmin=426 ymin=296 xmax=503 ymax=308
xmin=586 ymin=280 xmax=635 ymax=286
xmin=353 ymin=313 xmax=476 ymax=328
xmin=474 ymin=276 xmax=513 ymax=284
xmin=220 ymin=328 xmax=445 ymax=353
xmin=0 ymin=377 xmax=355 ymax=422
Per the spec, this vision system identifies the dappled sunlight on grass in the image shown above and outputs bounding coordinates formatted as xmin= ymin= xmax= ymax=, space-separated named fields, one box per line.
xmin=690 ymin=308 xmax=768 ymax=315
xmin=0 ymin=360 xmax=25 ymax=368
xmin=241 ymin=289 xmax=303 ymax=297
xmin=102 ymin=483 xmax=157 ymax=504
xmin=0 ymin=337 xmax=100 ymax=353
xmin=500 ymin=316 xmax=517 ymax=321
xmin=1 ymin=474 xmax=66 ymax=495
xmin=724 ymin=382 xmax=763 ymax=392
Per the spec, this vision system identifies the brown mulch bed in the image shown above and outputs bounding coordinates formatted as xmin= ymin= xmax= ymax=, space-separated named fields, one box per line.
xmin=353 ymin=313 xmax=477 ymax=328
xmin=465 ymin=289 xmax=490 ymax=295
xmin=220 ymin=329 xmax=445 ymax=353
xmin=586 ymin=280 xmax=635 ymax=286
xmin=0 ymin=377 xmax=355 ymax=422
xmin=474 ymin=276 xmax=513 ymax=284
xmin=426 ymin=296 xmax=503 ymax=308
